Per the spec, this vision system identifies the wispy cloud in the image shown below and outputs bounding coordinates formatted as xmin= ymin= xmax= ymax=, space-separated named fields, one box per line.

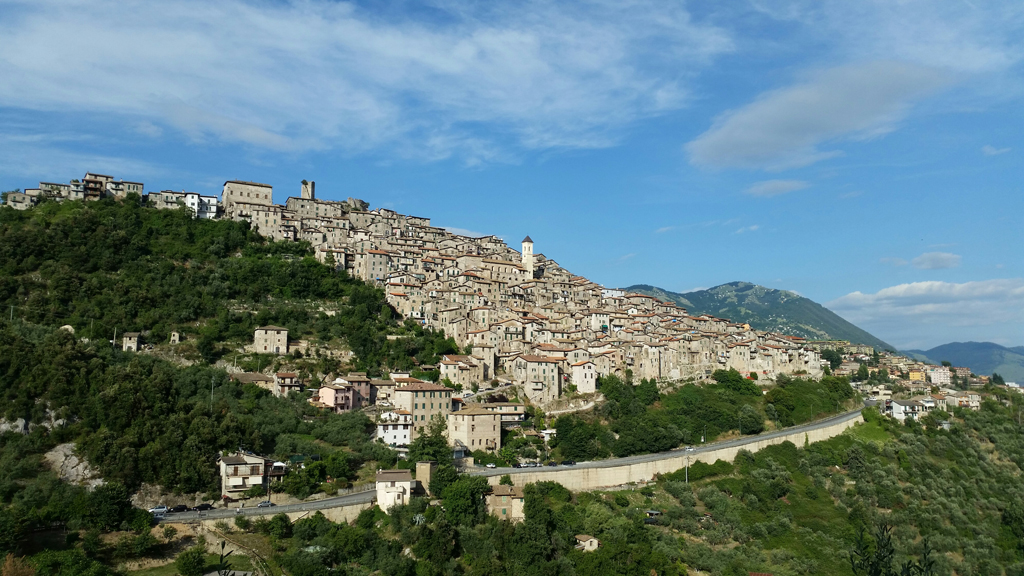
xmin=982 ymin=145 xmax=1011 ymax=156
xmin=686 ymin=62 xmax=950 ymax=170
xmin=745 ymin=179 xmax=809 ymax=197
xmin=839 ymin=190 xmax=862 ymax=199
xmin=828 ymin=279 xmax=1024 ymax=348
xmin=735 ymin=225 xmax=760 ymax=234
xmin=0 ymin=0 xmax=733 ymax=161
xmin=617 ymin=253 xmax=637 ymax=263
xmin=912 ymin=252 xmax=961 ymax=270
xmin=655 ymin=226 xmax=675 ymax=234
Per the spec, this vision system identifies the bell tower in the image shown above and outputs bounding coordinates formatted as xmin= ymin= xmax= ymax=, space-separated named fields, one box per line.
xmin=522 ymin=235 xmax=534 ymax=278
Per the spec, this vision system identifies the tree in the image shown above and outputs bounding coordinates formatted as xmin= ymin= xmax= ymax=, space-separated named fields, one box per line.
xmin=408 ymin=413 xmax=452 ymax=468
xmin=849 ymin=523 xmax=935 ymax=576
xmin=739 ymin=405 xmax=764 ymax=434
xmin=175 ymin=545 xmax=208 ymax=576
xmin=821 ymin=348 xmax=843 ymax=370
xmin=941 ymin=360 xmax=952 ymax=367
xmin=992 ymin=373 xmax=1006 ymax=386
xmin=856 ymin=363 xmax=870 ymax=382
xmin=749 ymin=372 xmax=759 ymax=380
xmin=440 ymin=476 xmax=490 ymax=525
xmin=711 ymin=368 xmax=760 ymax=395
xmin=499 ymin=474 xmax=513 ymax=486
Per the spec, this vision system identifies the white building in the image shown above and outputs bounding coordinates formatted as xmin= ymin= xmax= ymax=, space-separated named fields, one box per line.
xmin=927 ymin=366 xmax=951 ymax=387
xmin=377 ymin=410 xmax=413 ymax=447
xmin=376 ymin=469 xmax=415 ymax=512
xmin=571 ymin=360 xmax=597 ymax=394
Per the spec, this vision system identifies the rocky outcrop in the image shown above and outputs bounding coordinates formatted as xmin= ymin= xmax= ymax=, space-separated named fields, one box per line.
xmin=43 ymin=443 xmax=105 ymax=491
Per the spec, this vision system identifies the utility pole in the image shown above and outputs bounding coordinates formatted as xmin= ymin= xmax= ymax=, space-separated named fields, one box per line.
xmin=113 ymin=327 xmax=117 ymax=350
xmin=685 ymin=454 xmax=689 ymax=484
xmin=210 ymin=376 xmax=215 ymax=415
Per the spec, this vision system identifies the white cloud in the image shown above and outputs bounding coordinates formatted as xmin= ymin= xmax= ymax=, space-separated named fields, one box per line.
xmin=0 ymin=0 xmax=732 ymax=160
xmin=686 ymin=61 xmax=950 ymax=169
xmin=982 ymin=145 xmax=1011 ymax=156
xmin=912 ymin=252 xmax=961 ymax=270
xmin=735 ymin=225 xmax=760 ymax=234
xmin=827 ymin=279 xmax=1024 ymax=348
xmin=617 ymin=253 xmax=637 ymax=263
xmin=745 ymin=179 xmax=809 ymax=197
xmin=655 ymin=226 xmax=675 ymax=234
xmin=839 ymin=190 xmax=862 ymax=199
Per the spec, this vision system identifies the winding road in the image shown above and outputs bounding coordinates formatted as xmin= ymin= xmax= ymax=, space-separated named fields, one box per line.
xmin=162 ymin=406 xmax=864 ymax=522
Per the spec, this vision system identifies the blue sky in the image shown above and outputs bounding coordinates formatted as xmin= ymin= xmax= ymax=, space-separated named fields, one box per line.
xmin=1 ymin=0 xmax=1022 ymax=349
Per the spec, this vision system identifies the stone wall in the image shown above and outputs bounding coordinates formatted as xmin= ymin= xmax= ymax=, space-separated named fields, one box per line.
xmin=487 ymin=413 xmax=864 ymax=491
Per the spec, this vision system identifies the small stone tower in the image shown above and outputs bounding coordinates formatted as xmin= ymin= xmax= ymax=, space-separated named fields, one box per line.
xmin=522 ymin=235 xmax=534 ymax=278
xmin=300 ymin=180 xmax=315 ymax=200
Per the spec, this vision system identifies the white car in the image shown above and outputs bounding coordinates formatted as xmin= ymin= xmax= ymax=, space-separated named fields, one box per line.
xmin=685 ymin=446 xmax=695 ymax=452
xmin=148 ymin=505 xmax=168 ymax=514
xmin=485 ymin=463 xmax=496 ymax=468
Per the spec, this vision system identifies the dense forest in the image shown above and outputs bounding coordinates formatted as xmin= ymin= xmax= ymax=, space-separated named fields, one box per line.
xmin=0 ymin=196 xmax=459 ymax=373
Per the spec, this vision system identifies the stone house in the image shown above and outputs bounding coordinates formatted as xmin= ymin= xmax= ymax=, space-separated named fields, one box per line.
xmin=575 ymin=535 xmax=600 ymax=552
xmin=439 ymin=355 xmax=484 ymax=388
xmin=392 ymin=381 xmax=454 ymax=440
xmin=314 ymin=381 xmax=357 ymax=413
xmin=122 ymin=332 xmax=140 ymax=352
xmin=254 ymin=326 xmax=289 ymax=355
xmin=446 ymin=406 xmax=501 ymax=452
xmin=486 ymin=485 xmax=525 ymax=522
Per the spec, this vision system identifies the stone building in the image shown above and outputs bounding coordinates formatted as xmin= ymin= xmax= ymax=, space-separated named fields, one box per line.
xmin=446 ymin=406 xmax=501 ymax=453
xmin=254 ymin=326 xmax=288 ymax=355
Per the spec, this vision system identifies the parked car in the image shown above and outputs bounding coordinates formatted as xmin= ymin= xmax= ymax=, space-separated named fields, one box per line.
xmin=169 ymin=505 xmax=189 ymax=513
xmin=192 ymin=503 xmax=213 ymax=511
xmin=546 ymin=461 xmax=558 ymax=467
xmin=512 ymin=463 xmax=523 ymax=468
xmin=257 ymin=501 xmax=275 ymax=508
xmin=560 ymin=460 xmax=576 ymax=466
xmin=685 ymin=446 xmax=695 ymax=452
xmin=148 ymin=505 xmax=168 ymax=515
xmin=485 ymin=463 xmax=496 ymax=468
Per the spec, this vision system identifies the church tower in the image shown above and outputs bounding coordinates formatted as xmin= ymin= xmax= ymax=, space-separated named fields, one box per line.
xmin=522 ymin=235 xmax=534 ymax=278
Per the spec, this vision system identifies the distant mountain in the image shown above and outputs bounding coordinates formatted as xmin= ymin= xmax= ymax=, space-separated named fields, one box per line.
xmin=902 ymin=342 xmax=1024 ymax=382
xmin=627 ymin=281 xmax=894 ymax=350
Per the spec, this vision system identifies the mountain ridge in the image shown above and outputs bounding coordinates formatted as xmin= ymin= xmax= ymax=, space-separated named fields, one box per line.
xmin=627 ymin=281 xmax=894 ymax=350
xmin=901 ymin=341 xmax=1024 ymax=381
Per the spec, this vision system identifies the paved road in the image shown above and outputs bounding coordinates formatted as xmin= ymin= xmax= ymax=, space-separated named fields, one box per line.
xmin=467 ymin=407 xmax=864 ymax=479
xmin=159 ymin=487 xmax=375 ymax=523
xmin=161 ymin=407 xmax=863 ymax=522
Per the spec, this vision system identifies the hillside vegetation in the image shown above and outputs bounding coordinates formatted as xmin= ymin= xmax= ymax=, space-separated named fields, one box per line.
xmin=171 ymin=390 xmax=1024 ymax=576
xmin=0 ymin=196 xmax=458 ymax=374
xmin=629 ymin=282 xmax=893 ymax=350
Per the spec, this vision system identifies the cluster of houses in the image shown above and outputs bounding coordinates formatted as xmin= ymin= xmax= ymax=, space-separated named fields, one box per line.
xmin=883 ymin=390 xmax=982 ymax=422
xmin=5 ymin=172 xmax=221 ymax=219
xmin=209 ymin=180 xmax=829 ymax=402
xmin=10 ymin=172 xmax=832 ymax=399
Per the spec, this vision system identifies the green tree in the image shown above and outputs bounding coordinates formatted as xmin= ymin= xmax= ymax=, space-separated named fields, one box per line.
xmin=821 ymin=349 xmax=843 ymax=370
xmin=499 ymin=474 xmax=513 ymax=486
xmin=175 ymin=545 xmax=208 ymax=576
xmin=993 ymin=373 xmax=1006 ymax=385
xmin=739 ymin=405 xmax=765 ymax=434
xmin=440 ymin=476 xmax=489 ymax=525
xmin=855 ymin=363 xmax=870 ymax=382
xmin=407 ymin=413 xmax=452 ymax=467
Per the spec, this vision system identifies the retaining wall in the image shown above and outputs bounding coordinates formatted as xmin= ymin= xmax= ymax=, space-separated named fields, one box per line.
xmin=487 ymin=413 xmax=864 ymax=491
